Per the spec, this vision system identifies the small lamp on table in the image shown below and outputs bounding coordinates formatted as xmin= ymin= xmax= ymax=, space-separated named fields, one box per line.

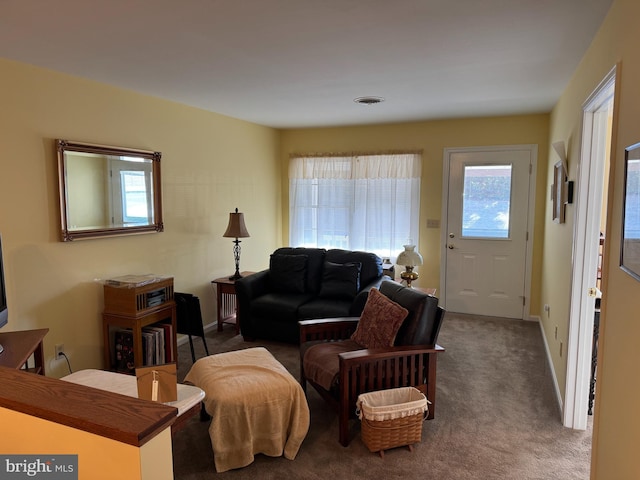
xmin=223 ymin=208 xmax=250 ymax=281
xmin=396 ymin=244 xmax=423 ymax=288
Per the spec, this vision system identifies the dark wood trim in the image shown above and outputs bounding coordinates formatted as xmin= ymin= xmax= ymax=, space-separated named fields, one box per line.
xmin=0 ymin=366 xmax=176 ymax=447
xmin=0 ymin=329 xmax=49 ymax=375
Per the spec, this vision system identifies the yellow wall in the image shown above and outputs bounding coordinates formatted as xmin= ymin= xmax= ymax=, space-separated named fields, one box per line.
xmin=546 ymin=0 xmax=640 ymax=477
xmin=0 ymin=407 xmax=173 ymax=480
xmin=0 ymin=58 xmax=282 ymax=378
xmin=281 ymin=115 xmax=550 ymax=314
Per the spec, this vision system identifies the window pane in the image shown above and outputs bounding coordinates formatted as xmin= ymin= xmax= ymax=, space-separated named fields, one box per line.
xmin=462 ymin=164 xmax=512 ymax=238
xmin=121 ymin=171 xmax=149 ymax=224
xmin=625 ymin=159 xmax=640 ymax=239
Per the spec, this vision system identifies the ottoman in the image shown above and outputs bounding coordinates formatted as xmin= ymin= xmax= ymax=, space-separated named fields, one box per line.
xmin=184 ymin=347 xmax=310 ymax=472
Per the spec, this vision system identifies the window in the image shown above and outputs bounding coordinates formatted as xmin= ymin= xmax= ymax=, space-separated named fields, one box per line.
xmin=109 ymin=157 xmax=154 ymax=226
xmin=462 ymin=164 xmax=512 ymax=239
xmin=289 ymin=152 xmax=421 ymax=260
xmin=120 ymin=170 xmax=150 ymax=224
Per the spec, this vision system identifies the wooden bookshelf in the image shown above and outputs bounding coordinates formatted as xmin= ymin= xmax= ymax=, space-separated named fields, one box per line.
xmin=102 ymin=277 xmax=177 ymax=373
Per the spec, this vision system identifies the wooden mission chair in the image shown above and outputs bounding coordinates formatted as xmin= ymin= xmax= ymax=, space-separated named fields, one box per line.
xmin=299 ymin=280 xmax=445 ymax=446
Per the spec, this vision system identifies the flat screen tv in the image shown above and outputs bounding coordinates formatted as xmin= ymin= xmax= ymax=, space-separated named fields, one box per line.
xmin=0 ymin=235 xmax=8 ymax=354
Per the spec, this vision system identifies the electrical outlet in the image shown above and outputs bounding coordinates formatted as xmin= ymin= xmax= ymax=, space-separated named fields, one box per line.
xmin=55 ymin=343 xmax=65 ymax=358
xmin=544 ymin=304 xmax=550 ymax=315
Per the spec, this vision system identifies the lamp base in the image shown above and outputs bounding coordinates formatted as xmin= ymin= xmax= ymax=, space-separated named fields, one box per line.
xmin=400 ymin=267 xmax=419 ymax=288
xmin=228 ymin=271 xmax=243 ymax=281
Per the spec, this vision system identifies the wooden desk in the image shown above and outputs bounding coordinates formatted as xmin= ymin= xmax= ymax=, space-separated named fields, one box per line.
xmin=0 ymin=328 xmax=49 ymax=375
xmin=211 ymin=272 xmax=254 ymax=334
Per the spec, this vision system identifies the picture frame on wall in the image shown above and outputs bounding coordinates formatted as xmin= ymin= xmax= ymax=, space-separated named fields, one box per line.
xmin=552 ymin=160 xmax=567 ymax=224
xmin=621 ymin=142 xmax=640 ymax=280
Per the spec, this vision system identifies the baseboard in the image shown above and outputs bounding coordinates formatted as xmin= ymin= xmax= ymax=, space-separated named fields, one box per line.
xmin=535 ymin=316 xmax=564 ymax=416
xmin=176 ymin=322 xmax=216 ymax=347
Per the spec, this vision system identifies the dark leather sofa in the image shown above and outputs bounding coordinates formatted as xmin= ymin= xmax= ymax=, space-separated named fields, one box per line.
xmin=235 ymin=247 xmax=385 ymax=343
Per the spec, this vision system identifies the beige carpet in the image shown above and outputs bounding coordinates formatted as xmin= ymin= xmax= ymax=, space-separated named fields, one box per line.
xmin=172 ymin=313 xmax=593 ymax=479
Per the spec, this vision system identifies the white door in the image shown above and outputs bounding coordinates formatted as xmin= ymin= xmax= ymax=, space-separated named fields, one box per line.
xmin=564 ymin=66 xmax=615 ymax=430
xmin=442 ymin=146 xmax=535 ymax=318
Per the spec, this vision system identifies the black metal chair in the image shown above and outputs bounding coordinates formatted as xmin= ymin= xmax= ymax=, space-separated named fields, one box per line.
xmin=175 ymin=292 xmax=210 ymax=363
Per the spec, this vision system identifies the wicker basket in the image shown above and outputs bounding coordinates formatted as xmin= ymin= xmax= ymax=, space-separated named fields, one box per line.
xmin=356 ymin=387 xmax=429 ymax=456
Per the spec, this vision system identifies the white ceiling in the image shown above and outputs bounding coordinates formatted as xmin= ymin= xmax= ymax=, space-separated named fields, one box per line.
xmin=0 ymin=0 xmax=612 ymax=129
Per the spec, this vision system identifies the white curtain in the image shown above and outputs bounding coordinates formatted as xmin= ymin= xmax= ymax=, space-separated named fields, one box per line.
xmin=289 ymin=152 xmax=421 ymax=260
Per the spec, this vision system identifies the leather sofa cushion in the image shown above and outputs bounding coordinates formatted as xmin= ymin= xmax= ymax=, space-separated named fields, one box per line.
xmin=272 ymin=247 xmax=327 ymax=293
xmin=326 ymin=249 xmax=382 ymax=287
xmin=269 ymin=254 xmax=308 ymax=294
xmin=251 ymin=293 xmax=315 ymax=322
xmin=298 ymin=298 xmax=353 ymax=319
xmin=318 ymin=261 xmax=361 ymax=300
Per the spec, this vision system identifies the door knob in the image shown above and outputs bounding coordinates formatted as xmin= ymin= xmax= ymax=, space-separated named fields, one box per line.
xmin=449 ymin=233 xmax=455 ymax=238
xmin=448 ymin=244 xmax=454 ymax=249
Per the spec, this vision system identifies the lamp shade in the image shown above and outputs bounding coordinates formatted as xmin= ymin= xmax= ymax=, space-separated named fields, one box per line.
xmin=396 ymin=244 xmax=423 ymax=267
xmin=223 ymin=208 xmax=250 ymax=238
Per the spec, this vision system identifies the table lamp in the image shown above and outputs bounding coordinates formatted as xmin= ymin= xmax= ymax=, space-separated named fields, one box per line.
xmin=396 ymin=244 xmax=423 ymax=288
xmin=223 ymin=208 xmax=250 ymax=281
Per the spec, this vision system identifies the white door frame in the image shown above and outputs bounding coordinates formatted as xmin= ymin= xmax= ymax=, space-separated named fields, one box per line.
xmin=440 ymin=144 xmax=537 ymax=320
xmin=563 ymin=65 xmax=617 ymax=429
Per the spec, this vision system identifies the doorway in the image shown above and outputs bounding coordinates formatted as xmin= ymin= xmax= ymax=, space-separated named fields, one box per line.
xmin=564 ymin=66 xmax=616 ymax=429
xmin=441 ymin=145 xmax=537 ymax=318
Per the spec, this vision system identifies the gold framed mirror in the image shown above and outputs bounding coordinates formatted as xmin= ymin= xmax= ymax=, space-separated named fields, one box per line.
xmin=56 ymin=140 xmax=163 ymax=241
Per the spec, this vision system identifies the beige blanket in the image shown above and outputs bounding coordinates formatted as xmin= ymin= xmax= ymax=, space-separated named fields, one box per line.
xmin=184 ymin=347 xmax=310 ymax=472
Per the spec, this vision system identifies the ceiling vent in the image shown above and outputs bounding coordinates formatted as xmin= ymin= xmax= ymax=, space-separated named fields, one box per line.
xmin=354 ymin=96 xmax=385 ymax=105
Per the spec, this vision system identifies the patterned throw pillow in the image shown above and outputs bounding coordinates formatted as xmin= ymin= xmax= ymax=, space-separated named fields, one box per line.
xmin=351 ymin=288 xmax=409 ymax=348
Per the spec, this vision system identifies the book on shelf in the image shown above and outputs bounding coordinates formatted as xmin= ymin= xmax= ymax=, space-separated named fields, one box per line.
xmin=114 ymin=329 xmax=135 ymax=374
xmin=146 ymin=326 xmax=166 ymax=364
xmin=160 ymin=323 xmax=174 ymax=363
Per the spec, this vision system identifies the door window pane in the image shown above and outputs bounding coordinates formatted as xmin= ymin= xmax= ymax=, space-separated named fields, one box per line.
xmin=462 ymin=164 xmax=512 ymax=238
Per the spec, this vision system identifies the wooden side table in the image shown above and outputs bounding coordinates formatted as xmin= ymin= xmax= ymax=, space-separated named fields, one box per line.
xmin=415 ymin=287 xmax=437 ymax=296
xmin=0 ymin=328 xmax=49 ymax=375
xmin=211 ymin=272 xmax=254 ymax=334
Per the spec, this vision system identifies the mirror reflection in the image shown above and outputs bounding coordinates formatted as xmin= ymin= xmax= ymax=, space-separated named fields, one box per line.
xmin=57 ymin=140 xmax=163 ymax=241
xmin=622 ymin=142 xmax=640 ymax=280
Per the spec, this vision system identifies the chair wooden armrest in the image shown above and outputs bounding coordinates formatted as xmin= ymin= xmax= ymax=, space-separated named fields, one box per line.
xmin=334 ymin=343 xmax=445 ymax=446
xmin=299 ymin=317 xmax=359 ymax=344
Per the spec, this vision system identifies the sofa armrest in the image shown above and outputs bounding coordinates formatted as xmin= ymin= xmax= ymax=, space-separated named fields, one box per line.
xmin=299 ymin=317 xmax=360 ymax=344
xmin=349 ymin=276 xmax=386 ymax=315
xmin=235 ymin=269 xmax=270 ymax=302
xmin=235 ymin=270 xmax=270 ymax=337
